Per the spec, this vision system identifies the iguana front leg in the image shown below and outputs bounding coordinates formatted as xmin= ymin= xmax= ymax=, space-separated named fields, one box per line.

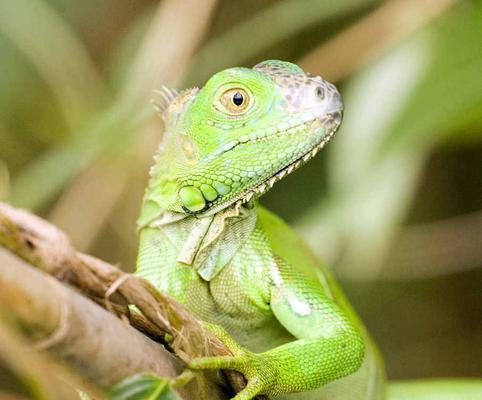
xmin=190 ymin=258 xmax=365 ymax=399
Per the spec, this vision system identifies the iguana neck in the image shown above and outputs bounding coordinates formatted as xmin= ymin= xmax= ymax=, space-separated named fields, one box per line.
xmin=144 ymin=202 xmax=258 ymax=281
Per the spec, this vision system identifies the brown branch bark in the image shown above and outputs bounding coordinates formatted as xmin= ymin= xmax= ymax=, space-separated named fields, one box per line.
xmin=0 ymin=202 xmax=254 ymax=398
xmin=0 ymin=248 xmax=190 ymax=393
xmin=0 ymin=314 xmax=94 ymax=400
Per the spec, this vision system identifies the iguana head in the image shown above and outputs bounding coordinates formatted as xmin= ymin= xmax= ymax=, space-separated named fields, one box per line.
xmin=143 ymin=60 xmax=342 ymax=219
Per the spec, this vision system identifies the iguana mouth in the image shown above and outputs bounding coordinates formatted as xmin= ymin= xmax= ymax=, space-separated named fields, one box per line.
xmin=241 ymin=112 xmax=341 ymax=199
xmin=204 ymin=111 xmax=342 ymax=215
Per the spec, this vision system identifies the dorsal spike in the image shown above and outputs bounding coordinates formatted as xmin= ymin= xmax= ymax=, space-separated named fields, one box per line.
xmin=151 ymin=86 xmax=200 ymax=121
xmin=151 ymin=86 xmax=180 ymax=117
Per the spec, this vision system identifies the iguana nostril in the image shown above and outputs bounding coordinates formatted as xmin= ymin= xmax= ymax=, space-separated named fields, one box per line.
xmin=315 ymin=86 xmax=325 ymax=100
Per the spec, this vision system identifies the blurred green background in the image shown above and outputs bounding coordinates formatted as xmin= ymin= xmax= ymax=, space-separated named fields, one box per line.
xmin=0 ymin=0 xmax=481 ymax=395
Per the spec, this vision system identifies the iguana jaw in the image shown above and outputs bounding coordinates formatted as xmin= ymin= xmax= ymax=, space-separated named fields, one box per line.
xmin=203 ymin=110 xmax=342 ymax=216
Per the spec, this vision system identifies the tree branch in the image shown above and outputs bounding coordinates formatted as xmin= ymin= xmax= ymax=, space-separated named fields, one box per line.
xmin=0 ymin=313 xmax=97 ymax=400
xmin=0 ymin=249 xmax=189 ymax=391
xmin=0 ymin=202 xmax=253 ymax=398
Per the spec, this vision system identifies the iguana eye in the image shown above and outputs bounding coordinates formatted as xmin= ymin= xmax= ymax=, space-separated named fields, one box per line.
xmin=220 ymin=88 xmax=251 ymax=115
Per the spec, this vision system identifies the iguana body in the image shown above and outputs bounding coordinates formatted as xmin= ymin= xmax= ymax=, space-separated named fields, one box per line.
xmin=135 ymin=61 xmax=481 ymax=399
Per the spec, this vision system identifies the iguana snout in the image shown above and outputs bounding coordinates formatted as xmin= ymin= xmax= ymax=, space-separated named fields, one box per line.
xmin=253 ymin=60 xmax=343 ymax=124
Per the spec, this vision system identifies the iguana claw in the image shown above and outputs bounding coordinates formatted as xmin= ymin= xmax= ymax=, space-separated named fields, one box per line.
xmin=189 ymin=323 xmax=276 ymax=400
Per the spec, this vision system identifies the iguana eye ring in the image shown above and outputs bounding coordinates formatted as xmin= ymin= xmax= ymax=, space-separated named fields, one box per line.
xmin=220 ymin=88 xmax=251 ymax=115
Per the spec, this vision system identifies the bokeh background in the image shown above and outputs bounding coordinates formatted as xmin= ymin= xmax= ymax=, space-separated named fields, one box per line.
xmin=0 ymin=0 xmax=481 ymax=395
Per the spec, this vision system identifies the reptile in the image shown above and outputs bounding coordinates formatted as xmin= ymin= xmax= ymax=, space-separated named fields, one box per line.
xmin=135 ymin=60 xmax=482 ymax=399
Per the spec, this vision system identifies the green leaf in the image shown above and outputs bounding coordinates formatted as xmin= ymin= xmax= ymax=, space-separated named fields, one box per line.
xmin=383 ymin=5 xmax=482 ymax=151
xmin=108 ymin=374 xmax=182 ymax=400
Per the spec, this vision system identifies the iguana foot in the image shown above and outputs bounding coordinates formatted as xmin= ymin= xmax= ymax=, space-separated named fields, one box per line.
xmin=189 ymin=323 xmax=278 ymax=400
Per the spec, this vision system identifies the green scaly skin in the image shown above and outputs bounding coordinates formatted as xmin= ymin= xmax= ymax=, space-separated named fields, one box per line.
xmin=135 ymin=61 xmax=481 ymax=399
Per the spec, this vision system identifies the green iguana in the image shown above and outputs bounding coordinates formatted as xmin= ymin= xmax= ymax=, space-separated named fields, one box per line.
xmin=135 ymin=60 xmax=482 ymax=400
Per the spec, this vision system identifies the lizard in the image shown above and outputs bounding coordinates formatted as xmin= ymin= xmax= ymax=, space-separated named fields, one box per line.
xmin=135 ymin=60 xmax=482 ymax=400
